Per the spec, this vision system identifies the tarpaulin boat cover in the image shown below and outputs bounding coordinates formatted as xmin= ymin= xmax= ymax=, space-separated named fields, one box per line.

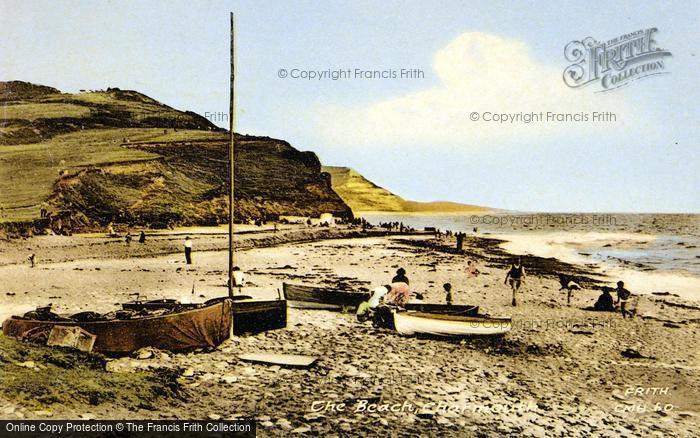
xmin=2 ymin=299 xmax=233 ymax=354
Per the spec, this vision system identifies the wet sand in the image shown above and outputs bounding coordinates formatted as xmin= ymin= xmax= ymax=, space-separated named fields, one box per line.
xmin=0 ymin=228 xmax=698 ymax=436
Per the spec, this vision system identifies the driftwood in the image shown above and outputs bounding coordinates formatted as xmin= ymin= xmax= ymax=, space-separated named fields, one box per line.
xmin=239 ymin=353 xmax=318 ymax=368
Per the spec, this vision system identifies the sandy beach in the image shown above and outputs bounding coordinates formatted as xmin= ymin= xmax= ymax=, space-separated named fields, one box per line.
xmin=0 ymin=227 xmax=698 ymax=436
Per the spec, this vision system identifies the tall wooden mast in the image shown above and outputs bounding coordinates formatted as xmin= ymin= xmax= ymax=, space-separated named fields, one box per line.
xmin=228 ymin=12 xmax=236 ymax=297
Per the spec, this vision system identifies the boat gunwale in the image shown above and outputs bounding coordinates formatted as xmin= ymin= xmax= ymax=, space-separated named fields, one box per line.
xmin=399 ymin=311 xmax=512 ymax=323
xmin=5 ymin=299 xmax=231 ymax=326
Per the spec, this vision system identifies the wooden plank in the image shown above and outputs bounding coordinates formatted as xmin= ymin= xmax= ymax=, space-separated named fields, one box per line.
xmin=47 ymin=325 xmax=96 ymax=352
xmin=239 ymin=352 xmax=318 ymax=368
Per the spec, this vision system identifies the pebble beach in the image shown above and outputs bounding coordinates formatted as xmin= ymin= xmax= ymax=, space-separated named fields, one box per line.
xmin=0 ymin=226 xmax=698 ymax=436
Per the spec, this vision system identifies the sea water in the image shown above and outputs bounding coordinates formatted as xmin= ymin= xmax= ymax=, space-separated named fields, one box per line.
xmin=360 ymin=212 xmax=700 ymax=300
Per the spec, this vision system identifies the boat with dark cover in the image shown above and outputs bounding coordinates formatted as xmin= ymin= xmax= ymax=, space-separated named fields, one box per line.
xmin=2 ymin=300 xmax=233 ymax=354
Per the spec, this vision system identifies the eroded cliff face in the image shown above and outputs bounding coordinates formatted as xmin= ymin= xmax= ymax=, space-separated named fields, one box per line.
xmin=50 ymin=135 xmax=352 ymax=228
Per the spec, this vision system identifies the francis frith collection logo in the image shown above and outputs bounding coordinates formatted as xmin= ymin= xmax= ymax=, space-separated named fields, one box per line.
xmin=563 ymin=28 xmax=671 ymax=91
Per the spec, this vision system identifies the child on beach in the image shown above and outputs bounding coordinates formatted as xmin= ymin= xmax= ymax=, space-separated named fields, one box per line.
xmin=466 ymin=260 xmax=480 ymax=278
xmin=615 ymin=281 xmax=634 ymax=318
xmin=443 ymin=283 xmax=453 ymax=305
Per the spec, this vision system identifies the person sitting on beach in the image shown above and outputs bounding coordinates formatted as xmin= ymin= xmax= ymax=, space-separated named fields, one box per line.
xmin=384 ymin=282 xmax=411 ymax=307
xmin=594 ymin=287 xmax=615 ymax=311
xmin=357 ymin=285 xmax=391 ymax=322
xmin=443 ymin=283 xmax=453 ymax=305
xmin=615 ymin=281 xmax=633 ymax=318
xmin=504 ymin=257 xmax=526 ymax=306
xmin=392 ymin=268 xmax=410 ymax=285
xmin=467 ymin=260 xmax=480 ymax=278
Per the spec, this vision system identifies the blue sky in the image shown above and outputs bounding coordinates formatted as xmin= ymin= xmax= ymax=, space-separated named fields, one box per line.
xmin=1 ymin=0 xmax=698 ymax=212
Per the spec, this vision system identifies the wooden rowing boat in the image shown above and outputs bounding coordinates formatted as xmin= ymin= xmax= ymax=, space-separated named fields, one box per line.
xmin=393 ymin=311 xmax=511 ymax=337
xmin=2 ymin=300 xmax=233 ymax=354
xmin=122 ymin=296 xmax=286 ymax=335
xmin=282 ymin=283 xmax=368 ymax=311
xmin=230 ymin=299 xmax=287 ymax=335
xmin=282 ymin=283 xmax=479 ymax=315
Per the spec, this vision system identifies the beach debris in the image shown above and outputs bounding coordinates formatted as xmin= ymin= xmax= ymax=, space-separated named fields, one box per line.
xmin=660 ymin=300 xmax=700 ymax=311
xmin=620 ymin=348 xmax=655 ymax=360
xmin=33 ymin=410 xmax=53 ymax=417
xmin=220 ymin=375 xmax=238 ymax=385
xmin=276 ymin=418 xmax=293 ymax=430
xmin=47 ymin=326 xmax=96 ymax=353
xmin=133 ymin=346 xmax=169 ymax=360
xmin=569 ymin=329 xmax=594 ymax=335
xmin=238 ymin=352 xmax=318 ymax=368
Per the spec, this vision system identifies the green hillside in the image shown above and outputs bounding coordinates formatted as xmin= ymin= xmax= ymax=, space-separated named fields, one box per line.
xmin=0 ymin=81 xmax=218 ymax=146
xmin=0 ymin=82 xmax=350 ymax=229
xmin=323 ymin=166 xmax=490 ymax=214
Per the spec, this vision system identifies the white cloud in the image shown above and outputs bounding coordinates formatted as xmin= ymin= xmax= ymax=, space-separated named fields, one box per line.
xmin=317 ymin=32 xmax=629 ymax=151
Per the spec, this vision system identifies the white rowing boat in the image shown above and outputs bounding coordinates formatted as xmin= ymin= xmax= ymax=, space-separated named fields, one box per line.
xmin=393 ymin=311 xmax=511 ymax=337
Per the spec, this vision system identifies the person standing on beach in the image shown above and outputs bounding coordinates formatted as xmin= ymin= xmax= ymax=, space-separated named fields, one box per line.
xmin=456 ymin=232 xmax=465 ymax=253
xmin=138 ymin=230 xmax=146 ymax=244
xmin=392 ymin=268 xmax=409 ymax=285
xmin=504 ymin=257 xmax=526 ymax=306
xmin=184 ymin=236 xmax=193 ymax=264
xmin=125 ymin=232 xmax=132 ymax=245
xmin=615 ymin=281 xmax=633 ymax=318
xmin=443 ymin=283 xmax=453 ymax=305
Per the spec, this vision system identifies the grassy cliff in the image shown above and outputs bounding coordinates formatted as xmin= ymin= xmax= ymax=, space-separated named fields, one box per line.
xmin=0 ymin=82 xmax=350 ymax=228
xmin=323 ymin=166 xmax=490 ymax=214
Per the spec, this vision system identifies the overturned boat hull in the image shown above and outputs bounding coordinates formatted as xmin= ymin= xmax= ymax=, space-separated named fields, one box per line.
xmin=282 ymin=283 xmax=368 ymax=311
xmin=2 ymin=300 xmax=233 ymax=354
xmin=393 ymin=311 xmax=511 ymax=337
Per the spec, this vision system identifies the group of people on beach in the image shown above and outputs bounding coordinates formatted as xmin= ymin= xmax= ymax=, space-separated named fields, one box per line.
xmin=593 ymin=281 xmax=634 ymax=318
xmin=355 ymin=254 xmax=635 ymax=323
xmin=103 ymin=222 xmax=637 ymax=320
